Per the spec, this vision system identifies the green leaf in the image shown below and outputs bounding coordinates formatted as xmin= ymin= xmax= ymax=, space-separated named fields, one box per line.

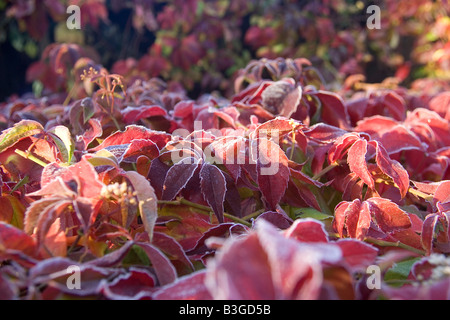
xmin=48 ymin=126 xmax=75 ymax=164
xmin=122 ymin=244 xmax=151 ymax=266
xmin=0 ymin=120 xmax=44 ymax=153
xmin=87 ymin=151 xmax=120 ymax=168
xmin=384 ymin=258 xmax=420 ymax=287
xmin=294 ymin=207 xmax=332 ymax=221
xmin=5 ymin=195 xmax=26 ymax=229
xmin=9 ymin=176 xmax=29 ymax=194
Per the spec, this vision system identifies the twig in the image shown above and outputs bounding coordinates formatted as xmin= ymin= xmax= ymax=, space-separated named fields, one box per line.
xmin=365 ymin=237 xmax=425 ymax=256
xmin=158 ymin=198 xmax=252 ymax=227
xmin=312 ymin=161 xmax=342 ymax=180
xmin=15 ymin=149 xmax=48 ymax=167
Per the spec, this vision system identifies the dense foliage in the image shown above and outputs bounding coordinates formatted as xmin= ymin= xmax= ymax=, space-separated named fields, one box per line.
xmin=1 ymin=0 xmax=449 ymax=98
xmin=0 ymin=0 xmax=449 ymax=300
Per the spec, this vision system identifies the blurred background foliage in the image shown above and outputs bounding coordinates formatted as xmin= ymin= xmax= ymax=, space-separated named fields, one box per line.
xmin=0 ymin=0 xmax=449 ymax=101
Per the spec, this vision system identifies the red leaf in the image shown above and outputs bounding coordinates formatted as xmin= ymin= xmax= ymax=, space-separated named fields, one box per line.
xmin=29 ymin=258 xmax=115 ymax=297
xmin=333 ymin=201 xmax=352 ymax=238
xmin=148 ymin=157 xmax=170 ymax=199
xmin=44 ymin=218 xmax=67 ymax=257
xmin=200 ymin=164 xmax=227 ymax=223
xmin=357 ymin=117 xmax=425 ymax=154
xmin=328 ymin=133 xmax=361 ymax=163
xmin=205 ymin=220 xmax=341 ymax=300
xmin=39 ymin=156 xmax=104 ymax=199
xmin=86 ymin=241 xmax=135 ymax=268
xmin=366 ymin=198 xmax=412 ymax=233
xmin=100 ymin=268 xmax=155 ymax=300
xmin=0 ymin=222 xmax=38 ymax=258
xmin=422 ymin=214 xmax=440 ymax=254
xmin=253 ymin=138 xmax=290 ymax=210
xmin=80 ymin=119 xmax=103 ymax=149
xmin=304 ymin=123 xmax=348 ymax=143
xmin=379 ymin=125 xmax=425 ymax=154
xmin=90 ymin=125 xmax=170 ymax=152
xmin=120 ymin=139 xmax=160 ymax=163
xmin=136 ymin=243 xmax=177 ymax=286
xmin=161 ymin=162 xmax=200 ymax=201
xmin=252 ymin=118 xmax=301 ymax=139
xmin=434 ymin=180 xmax=450 ymax=205
xmin=336 ymin=239 xmax=378 ymax=271
xmin=314 ymin=91 xmax=351 ymax=130
xmin=355 ymin=116 xmax=398 ymax=137
xmin=173 ymin=100 xmax=195 ymax=118
xmin=373 ymin=141 xmax=410 ymax=198
xmin=353 ymin=202 xmax=372 ymax=241
xmin=121 ymin=105 xmax=168 ymax=124
xmin=347 ymin=139 xmax=375 ymax=189
xmin=255 ymin=211 xmax=292 ymax=229
xmin=284 ymin=218 xmax=328 ymax=243
xmin=429 ymin=92 xmax=450 ymax=120
xmin=205 ymin=232 xmax=275 ymax=299
xmin=0 ymin=273 xmax=16 ymax=300
xmin=152 ymin=232 xmax=194 ymax=273
xmin=154 ymin=270 xmax=212 ymax=300
xmin=333 ymin=199 xmax=371 ymax=240
xmin=382 ymin=91 xmax=406 ymax=121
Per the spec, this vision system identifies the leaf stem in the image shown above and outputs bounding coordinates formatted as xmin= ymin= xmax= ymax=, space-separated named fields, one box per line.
xmin=312 ymin=161 xmax=341 ymax=180
xmin=15 ymin=149 xmax=48 ymax=167
xmin=241 ymin=209 xmax=266 ymax=221
xmin=289 ymin=131 xmax=296 ymax=160
xmin=407 ymin=187 xmax=434 ymax=202
xmin=365 ymin=237 xmax=425 ymax=256
xmin=157 ymin=198 xmax=252 ymax=227
xmin=308 ymin=184 xmax=333 ymax=216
